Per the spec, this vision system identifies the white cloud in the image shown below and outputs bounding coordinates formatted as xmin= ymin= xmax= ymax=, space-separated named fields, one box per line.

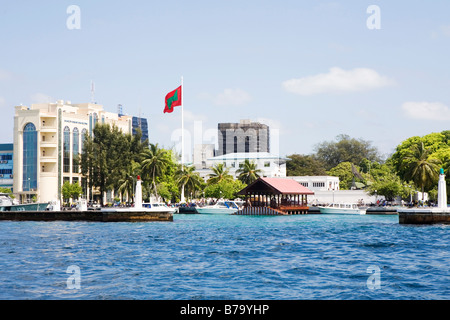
xmin=282 ymin=67 xmax=395 ymax=96
xmin=402 ymin=101 xmax=450 ymax=121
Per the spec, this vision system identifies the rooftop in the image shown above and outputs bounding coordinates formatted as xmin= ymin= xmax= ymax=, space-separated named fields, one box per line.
xmin=239 ymin=177 xmax=314 ymax=195
xmin=208 ymin=152 xmax=285 ymax=161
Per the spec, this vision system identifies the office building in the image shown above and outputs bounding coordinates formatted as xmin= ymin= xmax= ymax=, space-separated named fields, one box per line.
xmin=0 ymin=144 xmax=14 ymax=190
xmin=217 ymin=119 xmax=269 ymax=156
xmin=13 ymin=100 xmax=134 ymax=203
xmin=196 ymin=152 xmax=286 ymax=182
xmin=132 ymin=116 xmax=149 ymax=143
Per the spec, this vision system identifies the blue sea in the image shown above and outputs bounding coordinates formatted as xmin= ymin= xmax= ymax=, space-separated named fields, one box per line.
xmin=0 ymin=213 xmax=448 ymax=300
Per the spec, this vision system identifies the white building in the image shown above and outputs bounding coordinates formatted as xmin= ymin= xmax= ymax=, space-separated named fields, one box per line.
xmin=13 ymin=100 xmax=133 ymax=203
xmin=196 ymin=152 xmax=286 ymax=181
xmin=288 ymin=176 xmax=381 ymax=205
xmin=193 ymin=144 xmax=215 ymax=170
xmin=290 ymin=176 xmax=340 ymax=192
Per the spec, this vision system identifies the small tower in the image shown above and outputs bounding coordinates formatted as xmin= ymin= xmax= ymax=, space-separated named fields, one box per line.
xmin=437 ymin=168 xmax=447 ymax=210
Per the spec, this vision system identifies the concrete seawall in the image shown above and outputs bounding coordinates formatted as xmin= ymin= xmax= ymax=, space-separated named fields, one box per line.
xmin=398 ymin=210 xmax=450 ymax=225
xmin=0 ymin=210 xmax=173 ymax=222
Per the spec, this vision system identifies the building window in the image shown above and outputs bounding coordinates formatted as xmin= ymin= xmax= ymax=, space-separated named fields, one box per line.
xmin=234 ymin=136 xmax=237 ymax=153
xmin=222 ymin=133 xmax=226 ymax=155
xmin=73 ymin=127 xmax=79 ymax=173
xmin=23 ymin=123 xmax=38 ymax=191
xmin=313 ymin=182 xmax=325 ymax=188
xmin=245 ymin=136 xmax=250 ymax=153
xmin=63 ymin=126 xmax=70 ymax=173
xmin=264 ymin=161 xmax=270 ymax=167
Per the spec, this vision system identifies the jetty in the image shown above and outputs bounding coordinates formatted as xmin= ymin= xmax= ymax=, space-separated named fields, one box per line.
xmin=398 ymin=169 xmax=450 ymax=225
xmin=0 ymin=176 xmax=173 ymax=222
xmin=0 ymin=210 xmax=173 ymax=222
xmin=236 ymin=177 xmax=315 ymax=215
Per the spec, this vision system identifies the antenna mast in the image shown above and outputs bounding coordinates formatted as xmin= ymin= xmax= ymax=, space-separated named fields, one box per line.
xmin=90 ymin=80 xmax=95 ymax=103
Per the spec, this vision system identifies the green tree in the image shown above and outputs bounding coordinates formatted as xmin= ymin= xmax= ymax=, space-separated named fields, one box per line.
xmin=236 ymin=159 xmax=262 ymax=185
xmin=286 ymin=154 xmax=327 ymax=176
xmin=399 ymin=142 xmax=441 ymax=200
xmin=175 ymin=165 xmax=205 ymax=200
xmin=140 ymin=143 xmax=171 ymax=199
xmin=207 ymin=163 xmax=233 ymax=185
xmin=204 ymin=179 xmax=246 ymax=200
xmin=61 ymin=181 xmax=82 ymax=203
xmin=80 ymin=123 xmax=133 ymax=205
xmin=118 ymin=160 xmax=141 ymax=203
xmin=327 ymin=162 xmax=369 ymax=190
xmin=315 ymin=134 xmax=381 ymax=170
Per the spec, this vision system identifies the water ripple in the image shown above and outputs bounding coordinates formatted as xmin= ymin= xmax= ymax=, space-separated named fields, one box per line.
xmin=0 ymin=215 xmax=448 ymax=299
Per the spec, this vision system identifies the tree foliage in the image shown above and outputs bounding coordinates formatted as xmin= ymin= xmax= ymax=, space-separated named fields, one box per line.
xmin=315 ymin=134 xmax=381 ymax=170
xmin=207 ymin=163 xmax=233 ymax=185
xmin=391 ymin=132 xmax=449 ymax=199
xmin=61 ymin=181 xmax=82 ymax=202
xmin=80 ymin=124 xmax=134 ymax=205
xmin=176 ymin=165 xmax=205 ymax=200
xmin=286 ymin=154 xmax=327 ymax=176
xmin=204 ymin=179 xmax=246 ymax=200
xmin=236 ymin=159 xmax=262 ymax=185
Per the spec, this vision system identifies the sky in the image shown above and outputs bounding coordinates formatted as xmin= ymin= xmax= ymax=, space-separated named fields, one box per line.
xmin=1 ymin=0 xmax=450 ymax=162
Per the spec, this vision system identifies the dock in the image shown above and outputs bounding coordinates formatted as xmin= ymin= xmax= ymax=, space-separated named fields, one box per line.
xmin=398 ymin=209 xmax=450 ymax=225
xmin=236 ymin=177 xmax=315 ymax=215
xmin=0 ymin=210 xmax=173 ymax=222
xmin=365 ymin=207 xmax=398 ymax=215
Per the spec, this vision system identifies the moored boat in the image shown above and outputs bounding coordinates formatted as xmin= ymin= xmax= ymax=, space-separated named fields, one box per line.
xmin=142 ymin=202 xmax=175 ymax=213
xmin=0 ymin=193 xmax=49 ymax=211
xmin=196 ymin=200 xmax=241 ymax=214
xmin=317 ymin=203 xmax=366 ymax=215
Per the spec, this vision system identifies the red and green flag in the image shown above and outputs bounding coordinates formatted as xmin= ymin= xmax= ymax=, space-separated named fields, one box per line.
xmin=164 ymin=86 xmax=182 ymax=113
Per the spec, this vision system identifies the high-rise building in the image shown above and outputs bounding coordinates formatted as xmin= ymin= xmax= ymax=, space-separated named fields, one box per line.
xmin=0 ymin=144 xmax=14 ymax=190
xmin=132 ymin=116 xmax=149 ymax=144
xmin=13 ymin=100 xmax=134 ymax=203
xmin=217 ymin=119 xmax=270 ymax=156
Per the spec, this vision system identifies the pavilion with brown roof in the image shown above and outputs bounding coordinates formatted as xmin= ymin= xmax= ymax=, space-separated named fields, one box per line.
xmin=236 ymin=177 xmax=315 ymax=215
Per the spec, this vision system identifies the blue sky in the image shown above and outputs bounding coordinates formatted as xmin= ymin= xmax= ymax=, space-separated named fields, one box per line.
xmin=1 ymin=1 xmax=450 ymax=161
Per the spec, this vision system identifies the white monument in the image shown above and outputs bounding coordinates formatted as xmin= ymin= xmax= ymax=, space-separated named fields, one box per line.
xmin=135 ymin=175 xmax=143 ymax=210
xmin=437 ymin=168 xmax=448 ymax=210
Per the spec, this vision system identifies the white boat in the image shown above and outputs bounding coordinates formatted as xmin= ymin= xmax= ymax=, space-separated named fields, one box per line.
xmin=196 ymin=200 xmax=241 ymax=214
xmin=318 ymin=203 xmax=366 ymax=215
xmin=142 ymin=202 xmax=175 ymax=213
xmin=0 ymin=193 xmax=49 ymax=211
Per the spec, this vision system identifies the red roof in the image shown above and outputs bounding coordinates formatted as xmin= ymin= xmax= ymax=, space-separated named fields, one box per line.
xmin=238 ymin=177 xmax=314 ymax=195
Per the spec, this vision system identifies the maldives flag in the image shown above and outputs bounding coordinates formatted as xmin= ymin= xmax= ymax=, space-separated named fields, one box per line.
xmin=164 ymin=86 xmax=182 ymax=113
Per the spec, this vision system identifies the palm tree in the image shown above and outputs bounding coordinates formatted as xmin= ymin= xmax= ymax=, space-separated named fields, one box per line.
xmin=118 ymin=160 xmax=141 ymax=203
xmin=176 ymin=165 xmax=204 ymax=200
xmin=207 ymin=163 xmax=233 ymax=185
xmin=140 ymin=143 xmax=170 ymax=198
xmin=401 ymin=142 xmax=441 ymax=200
xmin=236 ymin=159 xmax=262 ymax=185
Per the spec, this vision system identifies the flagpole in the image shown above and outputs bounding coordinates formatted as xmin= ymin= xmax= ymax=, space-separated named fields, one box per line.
xmin=180 ymin=76 xmax=185 ymax=203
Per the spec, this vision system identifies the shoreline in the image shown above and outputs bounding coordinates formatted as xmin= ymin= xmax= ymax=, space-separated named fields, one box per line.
xmin=0 ymin=210 xmax=173 ymax=222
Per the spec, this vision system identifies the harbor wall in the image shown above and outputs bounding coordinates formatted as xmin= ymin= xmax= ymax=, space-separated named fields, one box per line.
xmin=398 ymin=210 xmax=450 ymax=224
xmin=0 ymin=210 xmax=173 ymax=222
